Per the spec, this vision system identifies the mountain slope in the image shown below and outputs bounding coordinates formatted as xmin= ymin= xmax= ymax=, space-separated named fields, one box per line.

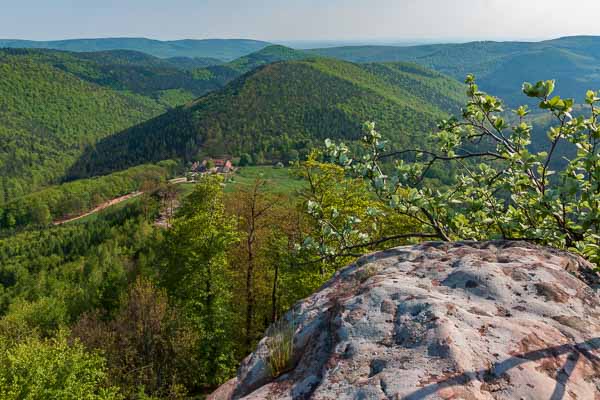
xmin=68 ymin=58 xmax=465 ymax=178
xmin=0 ymin=45 xmax=320 ymax=202
xmin=0 ymin=46 xmax=314 ymax=110
xmin=311 ymin=36 xmax=600 ymax=106
xmin=193 ymin=45 xmax=312 ymax=88
xmin=225 ymin=45 xmax=310 ymax=73
xmin=49 ymin=45 xmax=311 ymax=105
xmin=0 ymin=38 xmax=270 ymax=60
xmin=0 ymin=48 xmax=229 ymax=107
xmin=165 ymin=56 xmax=223 ymax=70
xmin=0 ymin=50 xmax=164 ymax=204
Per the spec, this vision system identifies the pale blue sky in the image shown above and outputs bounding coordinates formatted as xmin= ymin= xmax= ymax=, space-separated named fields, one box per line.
xmin=2 ymin=0 xmax=600 ymax=41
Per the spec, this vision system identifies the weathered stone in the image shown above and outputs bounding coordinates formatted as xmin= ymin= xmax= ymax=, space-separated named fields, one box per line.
xmin=210 ymin=241 xmax=600 ymax=400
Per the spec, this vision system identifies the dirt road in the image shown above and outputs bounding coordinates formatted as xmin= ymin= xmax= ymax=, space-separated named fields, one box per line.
xmin=53 ymin=191 xmax=143 ymax=225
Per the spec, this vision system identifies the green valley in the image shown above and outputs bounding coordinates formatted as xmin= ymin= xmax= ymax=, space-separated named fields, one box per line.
xmin=0 ymin=44 xmax=329 ymax=208
xmin=4 ymin=22 xmax=600 ymax=399
xmin=68 ymin=57 xmax=465 ymax=178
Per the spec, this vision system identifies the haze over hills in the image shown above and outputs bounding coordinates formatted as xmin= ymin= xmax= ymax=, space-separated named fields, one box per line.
xmin=0 ymin=37 xmax=271 ymax=60
xmin=6 ymin=35 xmax=600 ymax=107
xmin=191 ymin=45 xmax=313 ymax=89
xmin=310 ymin=36 xmax=600 ymax=106
xmin=68 ymin=57 xmax=465 ymax=179
xmin=165 ymin=56 xmax=223 ymax=69
xmin=72 ymin=49 xmax=223 ymax=70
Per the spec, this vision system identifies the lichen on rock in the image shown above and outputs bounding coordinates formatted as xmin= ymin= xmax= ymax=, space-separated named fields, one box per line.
xmin=209 ymin=241 xmax=600 ymax=400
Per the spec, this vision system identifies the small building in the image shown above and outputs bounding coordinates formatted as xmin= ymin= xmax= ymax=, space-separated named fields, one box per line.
xmin=193 ymin=158 xmax=234 ymax=174
xmin=211 ymin=158 xmax=233 ymax=173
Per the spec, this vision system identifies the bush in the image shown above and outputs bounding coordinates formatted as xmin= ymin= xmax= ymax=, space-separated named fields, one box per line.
xmin=0 ymin=332 xmax=121 ymax=400
xmin=239 ymin=153 xmax=253 ymax=166
xmin=0 ymin=297 xmax=68 ymax=340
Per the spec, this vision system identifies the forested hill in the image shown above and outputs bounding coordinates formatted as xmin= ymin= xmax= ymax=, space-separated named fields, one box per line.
xmin=68 ymin=58 xmax=466 ymax=178
xmin=310 ymin=36 xmax=600 ymax=106
xmin=0 ymin=46 xmax=312 ymax=106
xmin=0 ymin=37 xmax=270 ymax=60
xmin=9 ymin=35 xmax=600 ymax=107
xmin=73 ymin=49 xmax=223 ymax=70
xmin=191 ymin=45 xmax=312 ymax=88
xmin=0 ymin=50 xmax=164 ymax=204
xmin=0 ymin=48 xmax=229 ymax=107
xmin=0 ymin=45 xmax=323 ymax=204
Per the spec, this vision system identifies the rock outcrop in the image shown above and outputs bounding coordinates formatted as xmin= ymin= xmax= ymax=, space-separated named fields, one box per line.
xmin=210 ymin=241 xmax=600 ymax=399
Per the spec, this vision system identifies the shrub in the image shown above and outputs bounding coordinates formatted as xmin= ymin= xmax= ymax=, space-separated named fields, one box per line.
xmin=0 ymin=297 xmax=68 ymax=340
xmin=239 ymin=153 xmax=253 ymax=166
xmin=0 ymin=332 xmax=121 ymax=400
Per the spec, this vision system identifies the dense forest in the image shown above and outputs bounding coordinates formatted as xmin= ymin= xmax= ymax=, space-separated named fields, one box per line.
xmin=0 ymin=163 xmax=406 ymax=397
xmin=67 ymin=58 xmax=465 ymax=178
xmin=8 ymin=36 xmax=600 ymax=110
xmin=0 ymin=162 xmax=176 ymax=230
xmin=0 ymin=45 xmax=313 ymax=206
xmin=1 ymin=48 xmax=224 ymax=107
xmin=0 ymin=51 xmax=164 ymax=204
xmin=5 ymin=37 xmax=597 ymax=231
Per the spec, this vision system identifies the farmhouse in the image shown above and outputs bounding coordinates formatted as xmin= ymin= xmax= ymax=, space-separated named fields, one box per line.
xmin=191 ymin=158 xmax=234 ymax=174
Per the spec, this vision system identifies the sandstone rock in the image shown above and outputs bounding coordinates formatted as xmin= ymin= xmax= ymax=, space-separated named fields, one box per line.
xmin=210 ymin=241 xmax=600 ymax=400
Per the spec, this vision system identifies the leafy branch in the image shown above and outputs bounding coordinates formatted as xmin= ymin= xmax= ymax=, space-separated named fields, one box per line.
xmin=304 ymin=76 xmax=600 ymax=267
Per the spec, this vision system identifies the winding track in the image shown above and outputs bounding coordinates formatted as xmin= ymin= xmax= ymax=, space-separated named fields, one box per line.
xmin=53 ymin=191 xmax=143 ymax=225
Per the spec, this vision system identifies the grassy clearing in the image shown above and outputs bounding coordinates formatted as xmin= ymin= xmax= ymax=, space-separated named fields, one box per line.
xmin=225 ymin=166 xmax=305 ymax=195
xmin=179 ymin=167 xmax=304 ymax=198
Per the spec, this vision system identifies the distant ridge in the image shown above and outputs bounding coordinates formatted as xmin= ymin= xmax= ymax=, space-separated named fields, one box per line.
xmin=0 ymin=37 xmax=271 ymax=60
xmin=309 ymin=35 xmax=600 ymax=106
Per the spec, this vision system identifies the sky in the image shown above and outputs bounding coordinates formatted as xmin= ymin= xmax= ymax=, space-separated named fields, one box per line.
xmin=2 ymin=0 xmax=600 ymax=42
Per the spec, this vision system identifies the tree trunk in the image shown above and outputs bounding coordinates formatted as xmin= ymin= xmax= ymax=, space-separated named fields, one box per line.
xmin=271 ymin=262 xmax=279 ymax=322
xmin=245 ymin=223 xmax=255 ymax=353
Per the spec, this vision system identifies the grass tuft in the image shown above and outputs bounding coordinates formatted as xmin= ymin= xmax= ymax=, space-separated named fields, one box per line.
xmin=266 ymin=317 xmax=296 ymax=378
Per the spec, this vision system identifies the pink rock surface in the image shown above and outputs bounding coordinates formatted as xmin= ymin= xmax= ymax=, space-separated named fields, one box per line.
xmin=211 ymin=241 xmax=600 ymax=400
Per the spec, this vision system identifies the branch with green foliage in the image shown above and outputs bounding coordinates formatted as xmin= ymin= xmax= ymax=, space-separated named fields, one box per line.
xmin=297 ymin=151 xmax=427 ymax=264
xmin=319 ymin=76 xmax=600 ymax=266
